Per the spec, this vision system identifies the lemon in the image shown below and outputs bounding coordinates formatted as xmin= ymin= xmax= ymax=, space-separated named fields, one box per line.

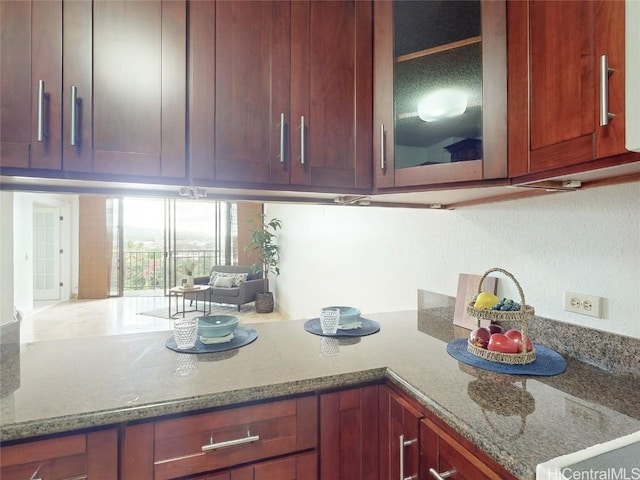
xmin=473 ymin=292 xmax=500 ymax=309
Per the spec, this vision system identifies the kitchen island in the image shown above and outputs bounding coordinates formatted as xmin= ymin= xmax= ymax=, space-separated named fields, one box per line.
xmin=1 ymin=310 xmax=639 ymax=479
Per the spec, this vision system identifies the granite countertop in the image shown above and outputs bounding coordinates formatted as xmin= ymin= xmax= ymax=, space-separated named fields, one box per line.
xmin=1 ymin=310 xmax=639 ymax=480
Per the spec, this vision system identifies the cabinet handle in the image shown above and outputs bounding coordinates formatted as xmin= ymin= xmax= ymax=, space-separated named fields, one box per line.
xmin=279 ymin=112 xmax=285 ymax=163
xmin=37 ymin=80 xmax=46 ymax=142
xmin=70 ymin=85 xmax=78 ymax=146
xmin=599 ymin=55 xmax=616 ymax=126
xmin=201 ymin=432 xmax=260 ymax=452
xmin=300 ymin=115 xmax=305 ymax=165
xmin=399 ymin=434 xmax=418 ymax=480
xmin=429 ymin=467 xmax=456 ymax=480
xmin=380 ymin=123 xmax=386 ymax=170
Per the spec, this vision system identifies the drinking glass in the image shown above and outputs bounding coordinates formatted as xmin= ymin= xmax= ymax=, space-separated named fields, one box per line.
xmin=320 ymin=308 xmax=340 ymax=335
xmin=174 ymin=318 xmax=198 ymax=349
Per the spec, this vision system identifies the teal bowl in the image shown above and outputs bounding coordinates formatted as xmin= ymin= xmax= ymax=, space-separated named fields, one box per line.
xmin=197 ymin=315 xmax=239 ymax=338
xmin=325 ymin=306 xmax=361 ymax=325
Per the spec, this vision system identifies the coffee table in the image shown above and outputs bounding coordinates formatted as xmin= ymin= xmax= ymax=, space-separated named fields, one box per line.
xmin=168 ymin=285 xmax=211 ymax=318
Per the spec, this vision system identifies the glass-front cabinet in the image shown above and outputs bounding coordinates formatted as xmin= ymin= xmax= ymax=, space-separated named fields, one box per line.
xmin=373 ymin=0 xmax=507 ymax=189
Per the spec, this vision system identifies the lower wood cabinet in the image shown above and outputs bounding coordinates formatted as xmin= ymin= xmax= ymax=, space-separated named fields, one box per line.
xmin=0 ymin=428 xmax=118 ymax=480
xmin=1 ymin=384 xmax=521 ymax=480
xmin=420 ymin=414 xmax=517 ymax=480
xmin=122 ymin=395 xmax=317 ymax=480
xmin=319 ymin=385 xmax=379 ymax=480
xmin=379 ymin=385 xmax=423 ymax=480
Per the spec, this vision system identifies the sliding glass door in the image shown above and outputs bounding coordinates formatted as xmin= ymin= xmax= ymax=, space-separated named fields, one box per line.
xmin=111 ymin=197 xmax=237 ymax=296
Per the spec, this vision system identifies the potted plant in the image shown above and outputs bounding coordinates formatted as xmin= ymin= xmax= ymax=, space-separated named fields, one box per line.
xmin=178 ymin=259 xmax=197 ymax=288
xmin=245 ymin=214 xmax=282 ymax=313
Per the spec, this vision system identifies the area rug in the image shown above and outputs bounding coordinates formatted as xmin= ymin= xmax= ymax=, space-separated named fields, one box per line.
xmin=138 ymin=302 xmax=285 ymax=325
xmin=139 ymin=303 xmax=246 ymax=320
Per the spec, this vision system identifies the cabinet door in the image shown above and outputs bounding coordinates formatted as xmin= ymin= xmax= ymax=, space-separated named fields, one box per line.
xmin=0 ymin=0 xmax=62 ymax=170
xmin=319 ymin=385 xmax=379 ymax=480
xmin=508 ymin=0 xmax=627 ymax=178
xmin=373 ymin=0 xmax=507 ymax=189
xmin=291 ymin=1 xmax=373 ymax=190
xmin=189 ymin=1 xmax=291 ymax=185
xmin=230 ymin=451 xmax=317 ymax=480
xmin=421 ymin=416 xmax=517 ymax=480
xmin=0 ymin=429 xmax=118 ymax=480
xmin=63 ymin=0 xmax=186 ymax=179
xmin=379 ymin=385 xmax=422 ymax=480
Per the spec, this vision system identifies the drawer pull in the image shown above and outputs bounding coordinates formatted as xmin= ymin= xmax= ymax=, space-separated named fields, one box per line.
xmin=380 ymin=123 xmax=386 ymax=170
xmin=300 ymin=115 xmax=306 ymax=165
xmin=70 ymin=85 xmax=78 ymax=146
xmin=201 ymin=431 xmax=260 ymax=452
xmin=599 ymin=55 xmax=616 ymax=126
xmin=399 ymin=434 xmax=418 ymax=480
xmin=429 ymin=467 xmax=456 ymax=480
xmin=37 ymin=80 xmax=46 ymax=142
xmin=279 ymin=112 xmax=286 ymax=163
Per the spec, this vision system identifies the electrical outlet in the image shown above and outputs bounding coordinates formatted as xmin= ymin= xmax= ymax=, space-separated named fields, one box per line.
xmin=564 ymin=291 xmax=603 ymax=318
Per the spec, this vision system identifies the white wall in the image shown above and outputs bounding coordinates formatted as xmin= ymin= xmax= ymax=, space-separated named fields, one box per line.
xmin=0 ymin=192 xmax=15 ymax=325
xmin=266 ymin=181 xmax=640 ymax=338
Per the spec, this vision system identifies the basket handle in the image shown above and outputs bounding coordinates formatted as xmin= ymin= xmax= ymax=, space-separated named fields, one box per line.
xmin=477 ymin=268 xmax=526 ymax=307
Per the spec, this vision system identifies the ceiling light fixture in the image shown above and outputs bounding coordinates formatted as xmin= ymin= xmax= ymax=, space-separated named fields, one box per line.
xmin=417 ymin=88 xmax=468 ymax=122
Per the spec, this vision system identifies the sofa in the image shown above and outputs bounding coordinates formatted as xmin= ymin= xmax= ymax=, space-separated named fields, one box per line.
xmin=185 ymin=265 xmax=266 ymax=311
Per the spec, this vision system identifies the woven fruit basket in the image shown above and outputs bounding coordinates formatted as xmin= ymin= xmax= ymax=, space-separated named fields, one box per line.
xmin=466 ymin=268 xmax=536 ymax=365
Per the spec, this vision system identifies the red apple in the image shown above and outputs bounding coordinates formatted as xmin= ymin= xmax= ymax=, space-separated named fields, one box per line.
xmin=504 ymin=329 xmax=533 ymax=352
xmin=469 ymin=327 xmax=491 ymax=348
xmin=487 ymin=333 xmax=519 ymax=354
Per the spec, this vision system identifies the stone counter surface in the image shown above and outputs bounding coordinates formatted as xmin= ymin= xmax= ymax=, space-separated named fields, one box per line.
xmin=1 ymin=311 xmax=639 ymax=480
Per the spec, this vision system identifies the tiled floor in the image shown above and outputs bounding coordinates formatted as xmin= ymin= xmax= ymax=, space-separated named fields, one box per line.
xmin=21 ymin=296 xmax=288 ymax=343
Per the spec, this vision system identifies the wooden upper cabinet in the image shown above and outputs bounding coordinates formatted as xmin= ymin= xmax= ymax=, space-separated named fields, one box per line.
xmin=189 ymin=0 xmax=372 ymax=191
xmin=189 ymin=1 xmax=291 ymax=185
xmin=291 ymin=1 xmax=373 ymax=190
xmin=373 ymin=0 xmax=507 ymax=190
xmin=0 ymin=0 xmax=62 ymax=170
xmin=0 ymin=0 xmax=186 ymax=180
xmin=508 ymin=0 xmax=632 ymax=179
xmin=64 ymin=0 xmax=186 ymax=178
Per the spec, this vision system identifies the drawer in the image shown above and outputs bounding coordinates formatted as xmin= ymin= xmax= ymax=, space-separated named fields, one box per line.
xmin=0 ymin=429 xmax=118 ymax=480
xmin=153 ymin=396 xmax=317 ymax=480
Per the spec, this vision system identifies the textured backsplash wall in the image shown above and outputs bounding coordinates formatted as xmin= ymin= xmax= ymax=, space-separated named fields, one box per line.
xmin=267 ymin=181 xmax=640 ymax=338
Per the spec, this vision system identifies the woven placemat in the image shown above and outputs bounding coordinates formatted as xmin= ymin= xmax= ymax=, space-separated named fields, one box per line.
xmin=303 ymin=318 xmax=380 ymax=338
xmin=446 ymin=338 xmax=566 ymax=376
xmin=165 ymin=327 xmax=258 ymax=354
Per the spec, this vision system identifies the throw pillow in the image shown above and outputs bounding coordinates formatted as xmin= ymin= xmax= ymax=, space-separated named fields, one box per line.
xmin=213 ymin=275 xmax=235 ymax=288
xmin=208 ymin=271 xmax=249 ymax=287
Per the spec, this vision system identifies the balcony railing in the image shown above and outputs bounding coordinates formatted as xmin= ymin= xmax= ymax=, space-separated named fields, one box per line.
xmin=123 ymin=250 xmax=219 ymax=291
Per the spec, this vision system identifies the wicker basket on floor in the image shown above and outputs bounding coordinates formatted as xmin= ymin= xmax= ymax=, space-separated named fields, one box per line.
xmin=255 ymin=292 xmax=274 ymax=314
xmin=466 ymin=268 xmax=536 ymax=365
